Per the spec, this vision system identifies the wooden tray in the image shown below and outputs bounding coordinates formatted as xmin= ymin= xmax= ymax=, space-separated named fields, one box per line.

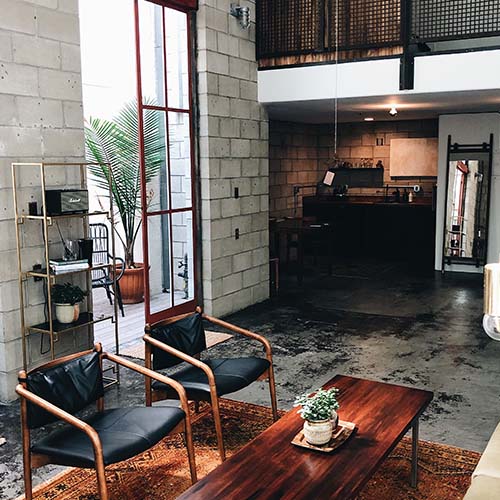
xmin=291 ymin=420 xmax=356 ymax=453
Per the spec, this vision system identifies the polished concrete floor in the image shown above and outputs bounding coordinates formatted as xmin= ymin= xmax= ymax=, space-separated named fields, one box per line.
xmin=1 ymin=258 xmax=498 ymax=499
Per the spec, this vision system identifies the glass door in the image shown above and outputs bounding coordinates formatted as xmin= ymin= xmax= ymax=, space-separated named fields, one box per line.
xmin=134 ymin=0 xmax=197 ymax=323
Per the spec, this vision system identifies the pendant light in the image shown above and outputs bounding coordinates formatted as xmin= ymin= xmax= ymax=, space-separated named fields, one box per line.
xmin=332 ymin=0 xmax=340 ymax=165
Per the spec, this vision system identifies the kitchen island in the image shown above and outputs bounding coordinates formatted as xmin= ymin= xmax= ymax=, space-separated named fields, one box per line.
xmin=303 ymin=195 xmax=436 ymax=265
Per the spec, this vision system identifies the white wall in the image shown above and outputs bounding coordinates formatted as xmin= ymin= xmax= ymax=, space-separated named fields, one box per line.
xmin=258 ymin=49 xmax=500 ymax=104
xmin=435 ymin=113 xmax=500 ymax=272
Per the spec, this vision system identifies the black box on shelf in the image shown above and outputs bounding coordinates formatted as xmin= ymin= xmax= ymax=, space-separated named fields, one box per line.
xmin=45 ymin=189 xmax=89 ymax=215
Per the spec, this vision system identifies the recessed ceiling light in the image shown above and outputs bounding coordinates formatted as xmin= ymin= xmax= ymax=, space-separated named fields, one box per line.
xmin=364 ymin=117 xmax=374 ymax=122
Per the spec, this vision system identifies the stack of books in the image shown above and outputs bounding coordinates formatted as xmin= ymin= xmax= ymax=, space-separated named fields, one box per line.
xmin=49 ymin=259 xmax=89 ymax=275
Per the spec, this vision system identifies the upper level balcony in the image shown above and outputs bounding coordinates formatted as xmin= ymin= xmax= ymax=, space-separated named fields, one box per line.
xmin=256 ymin=0 xmax=500 ymax=114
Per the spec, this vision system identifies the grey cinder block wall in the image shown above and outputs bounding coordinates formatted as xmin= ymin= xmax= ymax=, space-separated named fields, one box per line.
xmin=0 ymin=0 xmax=87 ymax=401
xmin=197 ymin=0 xmax=270 ymax=317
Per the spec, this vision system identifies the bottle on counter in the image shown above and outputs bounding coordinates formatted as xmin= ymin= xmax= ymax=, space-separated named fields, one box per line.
xmin=408 ymin=191 xmax=414 ymax=203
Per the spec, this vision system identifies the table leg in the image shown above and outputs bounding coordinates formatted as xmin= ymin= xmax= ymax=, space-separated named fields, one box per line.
xmin=411 ymin=418 xmax=419 ymax=488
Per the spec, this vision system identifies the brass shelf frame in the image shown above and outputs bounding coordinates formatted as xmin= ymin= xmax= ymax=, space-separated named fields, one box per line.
xmin=12 ymin=162 xmax=120 ymax=383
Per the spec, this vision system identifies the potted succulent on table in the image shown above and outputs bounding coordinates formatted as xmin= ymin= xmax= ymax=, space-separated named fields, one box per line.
xmin=294 ymin=387 xmax=340 ymax=446
xmin=51 ymin=283 xmax=87 ymax=324
xmin=85 ymin=99 xmax=164 ymax=304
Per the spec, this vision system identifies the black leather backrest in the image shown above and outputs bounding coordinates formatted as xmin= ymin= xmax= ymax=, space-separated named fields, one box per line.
xmin=151 ymin=312 xmax=207 ymax=369
xmin=26 ymin=351 xmax=104 ymax=429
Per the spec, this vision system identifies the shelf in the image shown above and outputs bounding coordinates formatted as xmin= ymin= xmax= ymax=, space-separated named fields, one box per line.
xmin=26 ymin=263 xmax=112 ymax=279
xmin=27 ymin=312 xmax=113 ymax=335
xmin=20 ymin=211 xmax=109 ymax=222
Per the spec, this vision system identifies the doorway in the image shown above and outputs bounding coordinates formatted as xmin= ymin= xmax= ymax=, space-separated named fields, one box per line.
xmin=80 ymin=0 xmax=197 ymax=353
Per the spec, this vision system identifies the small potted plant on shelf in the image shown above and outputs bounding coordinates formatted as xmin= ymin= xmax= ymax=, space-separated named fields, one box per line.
xmin=51 ymin=283 xmax=87 ymax=324
xmin=294 ymin=387 xmax=340 ymax=446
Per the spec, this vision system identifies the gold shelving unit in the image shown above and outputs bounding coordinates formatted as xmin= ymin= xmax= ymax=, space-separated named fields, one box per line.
xmin=12 ymin=162 xmax=120 ymax=384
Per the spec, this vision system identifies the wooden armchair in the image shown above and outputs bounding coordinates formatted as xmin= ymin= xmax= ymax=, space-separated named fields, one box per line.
xmin=144 ymin=306 xmax=278 ymax=462
xmin=16 ymin=344 xmax=197 ymax=500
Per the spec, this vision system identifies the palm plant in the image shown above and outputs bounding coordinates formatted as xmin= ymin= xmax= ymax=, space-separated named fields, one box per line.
xmin=85 ymin=99 xmax=165 ymax=268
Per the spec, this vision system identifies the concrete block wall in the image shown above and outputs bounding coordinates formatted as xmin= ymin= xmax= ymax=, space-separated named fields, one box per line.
xmin=197 ymin=0 xmax=269 ymax=316
xmin=270 ymin=119 xmax=438 ymax=218
xmin=0 ymin=0 xmax=87 ymax=402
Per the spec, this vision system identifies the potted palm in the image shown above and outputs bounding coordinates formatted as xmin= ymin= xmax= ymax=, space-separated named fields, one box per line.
xmin=294 ymin=388 xmax=340 ymax=446
xmin=51 ymin=283 xmax=87 ymax=324
xmin=85 ymin=99 xmax=164 ymax=303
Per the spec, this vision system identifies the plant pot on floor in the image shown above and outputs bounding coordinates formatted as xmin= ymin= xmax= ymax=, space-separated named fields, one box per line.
xmin=116 ymin=263 xmax=145 ymax=304
xmin=55 ymin=303 xmax=80 ymax=324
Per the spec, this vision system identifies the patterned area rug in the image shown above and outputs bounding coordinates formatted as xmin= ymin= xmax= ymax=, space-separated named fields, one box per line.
xmin=119 ymin=331 xmax=233 ymax=360
xmin=22 ymin=400 xmax=479 ymax=500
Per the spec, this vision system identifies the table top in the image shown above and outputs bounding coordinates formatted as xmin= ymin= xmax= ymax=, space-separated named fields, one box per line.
xmin=178 ymin=375 xmax=433 ymax=500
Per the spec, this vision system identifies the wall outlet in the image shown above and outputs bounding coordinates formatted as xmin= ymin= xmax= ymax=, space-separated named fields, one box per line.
xmin=235 ymin=228 xmax=240 ymax=240
xmin=234 ymin=187 xmax=239 ymax=199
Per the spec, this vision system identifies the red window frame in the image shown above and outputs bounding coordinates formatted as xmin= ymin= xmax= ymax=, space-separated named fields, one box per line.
xmin=134 ymin=0 xmax=198 ymax=324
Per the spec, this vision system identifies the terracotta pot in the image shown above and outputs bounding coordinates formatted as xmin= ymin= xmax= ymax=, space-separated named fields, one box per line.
xmin=55 ymin=303 xmax=80 ymax=324
xmin=116 ymin=263 xmax=145 ymax=304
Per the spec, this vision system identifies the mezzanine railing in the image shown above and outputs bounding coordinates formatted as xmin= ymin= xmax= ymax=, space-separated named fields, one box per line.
xmin=257 ymin=0 xmax=500 ymax=60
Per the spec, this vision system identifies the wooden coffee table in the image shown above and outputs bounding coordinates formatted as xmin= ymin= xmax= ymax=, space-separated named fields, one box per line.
xmin=178 ymin=375 xmax=433 ymax=500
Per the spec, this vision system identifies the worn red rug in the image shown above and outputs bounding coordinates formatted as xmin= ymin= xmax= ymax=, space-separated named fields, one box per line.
xmin=22 ymin=400 xmax=479 ymax=499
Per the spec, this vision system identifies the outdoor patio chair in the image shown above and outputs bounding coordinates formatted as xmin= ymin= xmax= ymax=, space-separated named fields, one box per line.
xmin=89 ymin=223 xmax=125 ymax=317
xmin=16 ymin=344 xmax=197 ymax=500
xmin=143 ymin=306 xmax=278 ymax=462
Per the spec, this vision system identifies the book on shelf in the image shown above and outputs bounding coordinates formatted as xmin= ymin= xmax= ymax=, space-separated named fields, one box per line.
xmin=49 ymin=258 xmax=89 ymax=274
xmin=49 ymin=258 xmax=88 ymax=267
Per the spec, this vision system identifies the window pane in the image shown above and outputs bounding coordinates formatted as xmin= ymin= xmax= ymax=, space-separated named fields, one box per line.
xmin=147 ymin=213 xmax=172 ymax=314
xmin=169 ymin=111 xmax=192 ymax=209
xmin=165 ymin=8 xmax=189 ymax=110
xmin=172 ymin=211 xmax=195 ymax=306
xmin=144 ymin=109 xmax=169 ymax=212
xmin=139 ymin=0 xmax=165 ymax=107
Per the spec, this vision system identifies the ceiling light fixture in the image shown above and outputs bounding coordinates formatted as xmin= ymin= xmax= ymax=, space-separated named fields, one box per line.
xmin=364 ymin=117 xmax=374 ymax=122
xmin=389 ymin=107 xmax=398 ymax=117
xmin=230 ymin=4 xmax=251 ymax=29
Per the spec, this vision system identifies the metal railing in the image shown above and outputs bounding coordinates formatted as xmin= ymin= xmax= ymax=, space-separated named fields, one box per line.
xmin=256 ymin=0 xmax=500 ymax=60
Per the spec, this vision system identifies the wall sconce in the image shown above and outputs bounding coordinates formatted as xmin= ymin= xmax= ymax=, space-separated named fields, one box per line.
xmin=483 ymin=263 xmax=500 ymax=340
xmin=230 ymin=3 xmax=251 ymax=30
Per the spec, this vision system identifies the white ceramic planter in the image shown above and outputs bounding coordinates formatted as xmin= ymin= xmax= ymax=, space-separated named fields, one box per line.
xmin=55 ymin=303 xmax=79 ymax=324
xmin=303 ymin=419 xmax=333 ymax=446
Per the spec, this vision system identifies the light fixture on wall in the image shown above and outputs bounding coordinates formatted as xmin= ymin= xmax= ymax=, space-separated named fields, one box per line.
xmin=389 ymin=107 xmax=398 ymax=117
xmin=230 ymin=4 xmax=251 ymax=29
xmin=484 ymin=263 xmax=500 ymax=340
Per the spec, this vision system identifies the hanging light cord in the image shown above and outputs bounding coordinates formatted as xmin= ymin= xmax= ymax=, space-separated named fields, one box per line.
xmin=334 ymin=0 xmax=339 ymax=156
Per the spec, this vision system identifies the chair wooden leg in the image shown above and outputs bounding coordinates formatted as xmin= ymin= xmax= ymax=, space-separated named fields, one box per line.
xmin=183 ymin=423 xmax=198 ymax=484
xmin=22 ymin=454 xmax=33 ymax=500
xmin=211 ymin=395 xmax=226 ymax=462
xmin=95 ymin=458 xmax=108 ymax=500
xmin=268 ymin=368 xmax=278 ymax=422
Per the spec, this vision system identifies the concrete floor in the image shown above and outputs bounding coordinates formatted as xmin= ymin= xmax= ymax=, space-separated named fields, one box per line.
xmin=1 ymin=258 xmax=499 ymax=499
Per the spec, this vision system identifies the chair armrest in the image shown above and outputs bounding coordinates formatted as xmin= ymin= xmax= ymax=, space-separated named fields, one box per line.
xmin=103 ymin=352 xmax=193 ymax=413
xmin=109 ymin=255 xmax=125 ymax=281
xmin=202 ymin=313 xmax=273 ymax=363
xmin=15 ymin=384 xmax=101 ymax=450
xmin=143 ymin=334 xmax=216 ymax=388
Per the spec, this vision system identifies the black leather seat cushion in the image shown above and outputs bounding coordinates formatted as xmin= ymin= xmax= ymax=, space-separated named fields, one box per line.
xmin=152 ymin=357 xmax=270 ymax=400
xmin=32 ymin=406 xmax=185 ymax=467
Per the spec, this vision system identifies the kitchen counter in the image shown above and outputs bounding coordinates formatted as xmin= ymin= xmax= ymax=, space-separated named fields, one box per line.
xmin=303 ymin=195 xmax=436 ymax=264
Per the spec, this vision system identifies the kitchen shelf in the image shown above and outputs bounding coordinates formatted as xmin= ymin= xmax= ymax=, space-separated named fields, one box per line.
xmin=27 ymin=312 xmax=113 ymax=335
